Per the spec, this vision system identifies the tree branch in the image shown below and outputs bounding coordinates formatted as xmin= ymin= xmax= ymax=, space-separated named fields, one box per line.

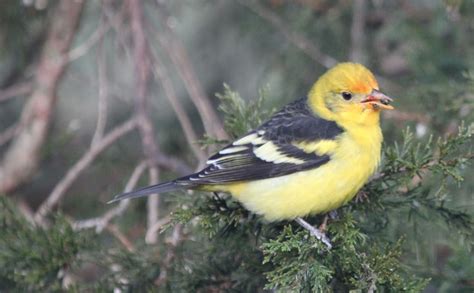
xmin=156 ymin=11 xmax=228 ymax=140
xmin=34 ymin=118 xmax=138 ymax=224
xmin=236 ymin=0 xmax=337 ymax=69
xmin=151 ymin=52 xmax=207 ymax=164
xmin=349 ymin=0 xmax=367 ymax=63
xmin=146 ymin=166 xmax=160 ymax=244
xmin=0 ymin=81 xmax=33 ymax=103
xmin=155 ymin=224 xmax=184 ymax=286
xmin=0 ymin=123 xmax=20 ymax=147
xmin=91 ymin=17 xmax=109 ymax=147
xmin=106 ymin=224 xmax=136 ymax=252
xmin=66 ymin=15 xmax=112 ymax=63
xmin=0 ymin=0 xmax=84 ymax=194
xmin=128 ymin=0 xmax=162 ymax=244
xmin=73 ymin=161 xmax=147 ymax=232
xmin=236 ymin=0 xmax=399 ymax=90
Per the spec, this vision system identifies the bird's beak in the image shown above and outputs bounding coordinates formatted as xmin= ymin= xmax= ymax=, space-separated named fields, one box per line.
xmin=361 ymin=89 xmax=394 ymax=110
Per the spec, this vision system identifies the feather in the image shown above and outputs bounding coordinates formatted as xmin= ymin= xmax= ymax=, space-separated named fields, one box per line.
xmin=180 ymin=98 xmax=343 ymax=184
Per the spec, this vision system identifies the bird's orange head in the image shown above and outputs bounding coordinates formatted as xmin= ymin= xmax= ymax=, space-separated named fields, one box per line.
xmin=308 ymin=62 xmax=393 ymax=126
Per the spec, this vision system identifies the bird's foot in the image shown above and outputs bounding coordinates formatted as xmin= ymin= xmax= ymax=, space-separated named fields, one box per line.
xmin=355 ymin=190 xmax=369 ymax=203
xmin=295 ymin=217 xmax=332 ymax=249
xmin=328 ymin=210 xmax=339 ymax=220
xmin=318 ymin=214 xmax=329 ymax=232
xmin=318 ymin=211 xmax=339 ymax=232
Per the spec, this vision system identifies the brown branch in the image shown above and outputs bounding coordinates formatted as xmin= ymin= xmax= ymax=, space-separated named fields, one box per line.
xmin=155 ymin=224 xmax=184 ymax=286
xmin=153 ymin=153 xmax=193 ymax=176
xmin=236 ymin=0 xmax=337 ymax=69
xmin=73 ymin=161 xmax=147 ymax=232
xmin=129 ymin=0 xmax=162 ymax=243
xmin=151 ymin=53 xmax=207 ymax=163
xmin=0 ymin=123 xmax=20 ymax=147
xmin=349 ymin=0 xmax=367 ymax=63
xmin=146 ymin=166 xmax=160 ymax=244
xmin=145 ymin=216 xmax=171 ymax=242
xmin=67 ymin=16 xmax=112 ymax=63
xmin=102 ymin=1 xmax=131 ymax=60
xmin=0 ymin=1 xmax=84 ymax=194
xmin=236 ymin=0 xmax=399 ymax=90
xmin=34 ymin=118 xmax=138 ymax=224
xmin=106 ymin=224 xmax=136 ymax=252
xmin=0 ymin=82 xmax=33 ymax=103
xmin=91 ymin=17 xmax=109 ymax=147
xmin=156 ymin=15 xmax=228 ymax=140
xmin=102 ymin=2 xmax=193 ymax=177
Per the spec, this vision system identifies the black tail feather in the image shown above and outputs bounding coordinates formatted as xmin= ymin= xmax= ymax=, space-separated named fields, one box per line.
xmin=108 ymin=181 xmax=182 ymax=204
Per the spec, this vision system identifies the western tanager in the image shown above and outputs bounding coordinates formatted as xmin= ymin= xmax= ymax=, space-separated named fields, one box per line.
xmin=110 ymin=62 xmax=393 ymax=248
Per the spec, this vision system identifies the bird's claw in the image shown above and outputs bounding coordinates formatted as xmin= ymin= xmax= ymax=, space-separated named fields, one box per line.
xmin=355 ymin=191 xmax=369 ymax=203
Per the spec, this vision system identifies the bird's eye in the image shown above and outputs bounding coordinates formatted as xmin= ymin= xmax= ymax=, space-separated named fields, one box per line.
xmin=342 ymin=92 xmax=352 ymax=100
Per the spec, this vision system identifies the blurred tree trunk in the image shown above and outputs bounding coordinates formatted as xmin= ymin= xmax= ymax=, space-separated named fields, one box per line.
xmin=0 ymin=1 xmax=84 ymax=194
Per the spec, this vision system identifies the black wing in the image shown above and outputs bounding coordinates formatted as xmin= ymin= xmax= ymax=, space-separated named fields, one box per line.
xmin=178 ymin=98 xmax=343 ymax=185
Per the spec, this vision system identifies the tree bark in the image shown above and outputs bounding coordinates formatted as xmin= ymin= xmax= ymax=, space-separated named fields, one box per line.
xmin=0 ymin=1 xmax=84 ymax=194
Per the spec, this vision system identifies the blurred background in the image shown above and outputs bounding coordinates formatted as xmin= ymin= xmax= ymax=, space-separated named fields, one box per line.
xmin=0 ymin=0 xmax=473 ymax=291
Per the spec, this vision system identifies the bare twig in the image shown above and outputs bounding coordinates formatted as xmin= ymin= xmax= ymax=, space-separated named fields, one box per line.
xmin=153 ymin=153 xmax=193 ymax=176
xmin=151 ymin=52 xmax=207 ymax=163
xmin=0 ymin=0 xmax=84 ymax=194
xmin=350 ymin=0 xmax=367 ymax=63
xmin=67 ymin=17 xmax=112 ymax=62
xmin=0 ymin=81 xmax=33 ymax=103
xmin=73 ymin=161 xmax=147 ymax=232
xmin=129 ymin=0 xmax=162 ymax=243
xmin=145 ymin=215 xmax=171 ymax=244
xmin=236 ymin=0 xmax=399 ymax=90
xmin=155 ymin=224 xmax=184 ymax=286
xmin=34 ymin=118 xmax=138 ymax=224
xmin=102 ymin=0 xmax=131 ymax=60
xmin=106 ymin=224 xmax=136 ymax=252
xmin=146 ymin=166 xmax=160 ymax=244
xmin=0 ymin=123 xmax=20 ymax=147
xmin=91 ymin=16 xmax=109 ymax=147
xmin=155 ymin=9 xmax=228 ymax=140
xmin=236 ymin=0 xmax=337 ymax=68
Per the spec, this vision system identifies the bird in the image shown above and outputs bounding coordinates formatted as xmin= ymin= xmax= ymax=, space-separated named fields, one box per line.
xmin=109 ymin=62 xmax=394 ymax=248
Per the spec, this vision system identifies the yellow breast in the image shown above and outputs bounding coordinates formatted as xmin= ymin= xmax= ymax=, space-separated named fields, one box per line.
xmin=224 ymin=124 xmax=382 ymax=221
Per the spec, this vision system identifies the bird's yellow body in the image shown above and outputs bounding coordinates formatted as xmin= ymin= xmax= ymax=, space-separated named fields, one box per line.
xmin=223 ymin=122 xmax=381 ymax=221
xmin=112 ymin=62 xmax=393 ymax=224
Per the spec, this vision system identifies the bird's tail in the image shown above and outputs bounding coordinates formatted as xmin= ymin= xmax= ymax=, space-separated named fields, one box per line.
xmin=108 ymin=180 xmax=185 ymax=204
